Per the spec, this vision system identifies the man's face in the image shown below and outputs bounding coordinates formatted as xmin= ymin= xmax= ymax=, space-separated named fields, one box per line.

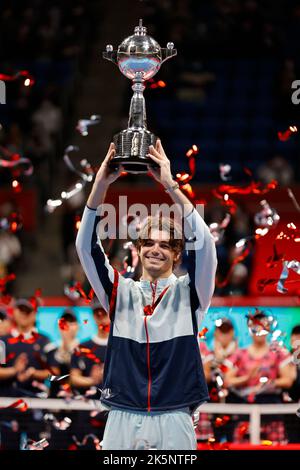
xmin=93 ymin=310 xmax=110 ymax=333
xmin=291 ymin=334 xmax=300 ymax=352
xmin=215 ymin=328 xmax=234 ymax=347
xmin=60 ymin=321 xmax=79 ymax=341
xmin=13 ymin=307 xmax=36 ymax=329
xmin=0 ymin=318 xmax=11 ymax=336
xmin=139 ymin=229 xmax=180 ymax=277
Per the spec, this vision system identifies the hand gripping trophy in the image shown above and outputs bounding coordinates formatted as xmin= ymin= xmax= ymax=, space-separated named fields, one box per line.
xmin=103 ymin=19 xmax=176 ymax=173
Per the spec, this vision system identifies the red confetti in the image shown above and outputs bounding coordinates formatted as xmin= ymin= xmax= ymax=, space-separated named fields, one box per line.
xmin=58 ymin=318 xmax=69 ymax=331
xmin=215 ymin=240 xmax=252 ymax=288
xmin=237 ymin=422 xmax=249 ymax=438
xmin=214 ymin=415 xmax=231 ymax=427
xmin=28 ymin=289 xmax=42 ymax=311
xmin=149 ymin=79 xmax=167 ymax=89
xmin=198 ymin=327 xmax=208 ymax=339
xmin=266 ymin=245 xmax=284 ymax=269
xmin=0 ymin=274 xmax=16 ymax=293
xmin=67 ymin=283 xmax=94 ymax=304
xmin=74 ymin=346 xmax=101 ymax=364
xmin=278 ymin=125 xmax=298 ymax=141
xmin=0 ymin=399 xmax=28 ymax=412
xmin=98 ymin=324 xmax=110 ymax=333
xmin=0 ymin=70 xmax=35 ymax=86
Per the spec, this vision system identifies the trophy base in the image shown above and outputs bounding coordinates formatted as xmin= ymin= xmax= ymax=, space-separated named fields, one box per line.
xmin=110 ymin=129 xmax=158 ymax=174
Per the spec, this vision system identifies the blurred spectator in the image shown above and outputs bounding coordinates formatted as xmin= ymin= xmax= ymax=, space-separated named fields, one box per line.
xmin=0 ymin=231 xmax=22 ymax=277
xmin=257 ymin=155 xmax=295 ymax=186
xmin=0 ymin=298 xmax=51 ymax=397
xmin=70 ymin=302 xmax=110 ymax=446
xmin=285 ymin=325 xmax=300 ymax=443
xmin=46 ymin=309 xmax=79 ymax=379
xmin=70 ymin=303 xmax=109 ymax=392
xmin=225 ymin=310 xmax=296 ymax=443
xmin=0 ymin=307 xmax=12 ymax=337
xmin=0 ymin=298 xmax=52 ymax=449
xmin=31 ymin=99 xmax=62 ymax=138
xmin=197 ymin=318 xmax=238 ymax=442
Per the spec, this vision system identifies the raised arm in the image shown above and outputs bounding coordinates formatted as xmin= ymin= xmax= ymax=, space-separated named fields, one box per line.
xmin=76 ymin=143 xmax=124 ymax=313
xmin=148 ymin=141 xmax=217 ymax=311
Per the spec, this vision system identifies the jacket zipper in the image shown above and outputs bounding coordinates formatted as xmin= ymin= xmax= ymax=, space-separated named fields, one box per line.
xmin=144 ymin=315 xmax=152 ymax=412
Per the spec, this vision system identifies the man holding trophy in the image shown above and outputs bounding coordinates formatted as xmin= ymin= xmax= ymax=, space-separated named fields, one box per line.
xmin=76 ymin=21 xmax=217 ymax=450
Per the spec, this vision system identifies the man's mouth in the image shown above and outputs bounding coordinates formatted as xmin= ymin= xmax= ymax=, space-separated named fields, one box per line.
xmin=145 ymin=255 xmax=165 ymax=261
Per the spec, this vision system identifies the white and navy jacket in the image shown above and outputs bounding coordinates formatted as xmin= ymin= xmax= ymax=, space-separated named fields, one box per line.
xmin=76 ymin=205 xmax=217 ymax=412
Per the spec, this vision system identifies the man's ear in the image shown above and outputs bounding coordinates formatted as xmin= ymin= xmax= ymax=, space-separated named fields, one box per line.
xmin=174 ymin=252 xmax=180 ymax=263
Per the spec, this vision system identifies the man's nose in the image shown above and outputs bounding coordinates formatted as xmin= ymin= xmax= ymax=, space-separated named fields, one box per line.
xmin=151 ymin=243 xmax=160 ymax=253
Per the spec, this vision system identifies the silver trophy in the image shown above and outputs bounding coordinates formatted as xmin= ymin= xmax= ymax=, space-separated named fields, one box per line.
xmin=103 ymin=19 xmax=176 ymax=173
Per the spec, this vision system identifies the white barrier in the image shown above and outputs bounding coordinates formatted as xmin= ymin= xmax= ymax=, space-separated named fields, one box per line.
xmin=0 ymin=398 xmax=299 ymax=445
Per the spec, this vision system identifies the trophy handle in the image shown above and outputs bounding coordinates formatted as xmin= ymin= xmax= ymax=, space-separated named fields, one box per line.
xmin=160 ymin=44 xmax=177 ymax=64
xmin=103 ymin=47 xmax=118 ymax=66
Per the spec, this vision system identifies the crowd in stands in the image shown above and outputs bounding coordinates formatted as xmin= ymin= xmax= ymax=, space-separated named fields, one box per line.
xmin=0 ymin=301 xmax=300 ymax=448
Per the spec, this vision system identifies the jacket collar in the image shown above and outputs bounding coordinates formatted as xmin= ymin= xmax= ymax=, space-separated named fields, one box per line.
xmin=92 ymin=335 xmax=108 ymax=346
xmin=11 ymin=327 xmax=37 ymax=339
xmin=138 ymin=273 xmax=177 ymax=290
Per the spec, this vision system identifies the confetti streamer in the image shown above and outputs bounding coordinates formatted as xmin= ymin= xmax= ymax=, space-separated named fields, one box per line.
xmin=287 ymin=188 xmax=300 ymax=213
xmin=266 ymin=244 xmax=284 ymax=269
xmin=278 ymin=125 xmax=298 ymax=142
xmin=64 ymin=284 xmax=81 ymax=301
xmin=76 ymin=115 xmax=101 ymax=136
xmin=209 ymin=213 xmax=231 ymax=243
xmin=219 ymin=163 xmax=232 ymax=181
xmin=0 ymin=154 xmax=33 ymax=176
xmin=254 ymin=200 xmax=280 ymax=228
xmin=63 ymin=146 xmax=94 ymax=182
xmin=0 ymin=399 xmax=28 ymax=412
xmin=120 ymin=241 xmax=139 ymax=277
xmin=44 ymin=413 xmax=72 ymax=430
xmin=46 ymin=146 xmax=95 ymax=213
xmin=64 ymin=282 xmax=94 ymax=304
xmin=198 ymin=327 xmax=208 ymax=339
xmin=49 ymin=374 xmax=70 ymax=382
xmin=246 ymin=309 xmax=277 ymax=336
xmin=25 ymin=438 xmax=49 ymax=450
xmin=212 ymin=191 xmax=237 ymax=215
xmin=0 ymin=70 xmax=35 ymax=86
xmin=277 ymin=260 xmax=300 ymax=293
xmin=215 ymin=238 xmax=252 ymax=288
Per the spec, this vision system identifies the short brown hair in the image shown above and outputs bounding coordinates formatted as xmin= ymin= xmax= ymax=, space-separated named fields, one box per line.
xmin=135 ymin=216 xmax=184 ymax=266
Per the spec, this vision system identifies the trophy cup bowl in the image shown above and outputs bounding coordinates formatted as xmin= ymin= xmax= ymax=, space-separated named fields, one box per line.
xmin=103 ymin=20 xmax=176 ymax=174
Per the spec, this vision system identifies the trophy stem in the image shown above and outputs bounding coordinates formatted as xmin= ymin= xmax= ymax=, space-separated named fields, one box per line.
xmin=128 ymin=79 xmax=146 ymax=129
